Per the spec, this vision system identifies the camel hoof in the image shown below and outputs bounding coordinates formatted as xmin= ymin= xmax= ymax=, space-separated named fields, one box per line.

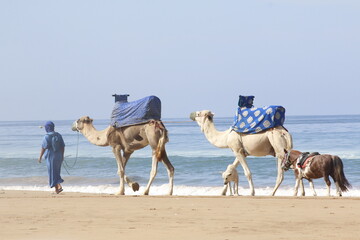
xmin=115 ymin=191 xmax=125 ymax=196
xmin=131 ymin=182 xmax=140 ymax=192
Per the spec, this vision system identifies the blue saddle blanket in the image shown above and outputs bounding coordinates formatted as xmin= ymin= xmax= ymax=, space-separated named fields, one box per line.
xmin=110 ymin=95 xmax=161 ymax=128
xmin=232 ymin=106 xmax=285 ymax=134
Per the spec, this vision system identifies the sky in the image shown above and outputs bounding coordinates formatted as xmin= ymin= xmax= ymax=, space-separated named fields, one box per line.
xmin=1 ymin=0 xmax=359 ymax=121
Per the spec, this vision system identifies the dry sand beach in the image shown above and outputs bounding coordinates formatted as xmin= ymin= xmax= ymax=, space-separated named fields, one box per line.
xmin=1 ymin=190 xmax=360 ymax=240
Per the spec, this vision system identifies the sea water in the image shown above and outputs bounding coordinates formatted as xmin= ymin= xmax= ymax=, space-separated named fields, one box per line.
xmin=0 ymin=115 xmax=360 ymax=196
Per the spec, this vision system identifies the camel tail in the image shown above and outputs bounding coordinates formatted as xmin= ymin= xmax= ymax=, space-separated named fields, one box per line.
xmin=332 ymin=155 xmax=351 ymax=192
xmin=155 ymin=124 xmax=168 ymax=160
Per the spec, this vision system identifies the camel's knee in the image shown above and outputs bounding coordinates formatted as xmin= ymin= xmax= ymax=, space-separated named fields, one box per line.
xmin=150 ymin=169 xmax=157 ymax=178
xmin=168 ymin=166 xmax=175 ymax=178
xmin=244 ymin=171 xmax=252 ymax=180
xmin=276 ymin=173 xmax=284 ymax=183
xmin=118 ymin=170 xmax=125 ymax=178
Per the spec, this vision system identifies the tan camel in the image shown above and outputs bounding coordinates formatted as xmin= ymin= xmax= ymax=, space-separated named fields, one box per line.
xmin=72 ymin=116 xmax=174 ymax=195
xmin=190 ymin=110 xmax=293 ymax=196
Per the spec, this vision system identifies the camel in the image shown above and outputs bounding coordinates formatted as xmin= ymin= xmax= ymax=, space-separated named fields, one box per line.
xmin=190 ymin=110 xmax=293 ymax=196
xmin=71 ymin=116 xmax=174 ymax=195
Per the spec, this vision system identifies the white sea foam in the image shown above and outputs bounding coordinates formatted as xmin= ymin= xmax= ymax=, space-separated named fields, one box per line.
xmin=1 ymin=184 xmax=360 ymax=197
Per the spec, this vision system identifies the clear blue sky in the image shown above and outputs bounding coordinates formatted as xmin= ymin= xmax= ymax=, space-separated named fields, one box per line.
xmin=1 ymin=0 xmax=359 ymax=121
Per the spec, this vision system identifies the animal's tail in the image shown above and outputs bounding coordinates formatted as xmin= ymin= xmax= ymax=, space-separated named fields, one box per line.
xmin=155 ymin=121 xmax=168 ymax=160
xmin=332 ymin=155 xmax=351 ymax=192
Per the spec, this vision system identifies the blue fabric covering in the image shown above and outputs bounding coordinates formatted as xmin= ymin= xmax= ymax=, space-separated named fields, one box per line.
xmin=110 ymin=95 xmax=161 ymax=128
xmin=238 ymin=95 xmax=254 ymax=108
xmin=42 ymin=132 xmax=65 ymax=188
xmin=232 ymin=105 xmax=286 ymax=134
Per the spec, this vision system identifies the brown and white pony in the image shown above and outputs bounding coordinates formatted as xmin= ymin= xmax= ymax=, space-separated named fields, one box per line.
xmin=282 ymin=150 xmax=351 ymax=197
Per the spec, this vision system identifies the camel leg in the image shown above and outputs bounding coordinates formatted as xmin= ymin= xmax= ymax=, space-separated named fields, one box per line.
xmin=122 ymin=152 xmax=140 ymax=192
xmin=234 ymin=155 xmax=255 ymax=196
xmin=268 ymin=129 xmax=289 ymax=196
xmin=309 ymin=179 xmax=317 ymax=196
xmin=160 ymin=151 xmax=174 ymax=195
xmin=143 ymin=152 xmax=159 ymax=195
xmin=271 ymin=157 xmax=285 ymax=196
xmin=112 ymin=145 xmax=125 ymax=195
xmin=115 ymin=152 xmax=139 ymax=193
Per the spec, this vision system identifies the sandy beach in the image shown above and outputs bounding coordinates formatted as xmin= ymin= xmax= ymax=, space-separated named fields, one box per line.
xmin=1 ymin=190 xmax=360 ymax=240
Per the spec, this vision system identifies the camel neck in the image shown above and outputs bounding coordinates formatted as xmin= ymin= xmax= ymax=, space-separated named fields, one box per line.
xmin=81 ymin=125 xmax=110 ymax=147
xmin=202 ymin=120 xmax=230 ymax=148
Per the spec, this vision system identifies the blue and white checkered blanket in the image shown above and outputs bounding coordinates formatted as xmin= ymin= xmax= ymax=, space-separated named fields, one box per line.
xmin=110 ymin=95 xmax=161 ymax=128
xmin=232 ymin=106 xmax=285 ymax=134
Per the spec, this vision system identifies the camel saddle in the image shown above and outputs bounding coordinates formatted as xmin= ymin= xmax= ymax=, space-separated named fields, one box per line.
xmin=232 ymin=95 xmax=286 ymax=134
xmin=110 ymin=95 xmax=161 ymax=128
xmin=296 ymin=152 xmax=320 ymax=169
xmin=232 ymin=105 xmax=286 ymax=134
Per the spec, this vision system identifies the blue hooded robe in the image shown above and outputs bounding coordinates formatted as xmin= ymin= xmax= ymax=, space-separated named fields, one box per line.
xmin=42 ymin=121 xmax=65 ymax=188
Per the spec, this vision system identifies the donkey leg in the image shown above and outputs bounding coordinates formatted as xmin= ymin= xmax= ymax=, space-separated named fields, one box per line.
xmin=143 ymin=152 xmax=159 ymax=195
xmin=309 ymin=179 xmax=317 ymax=196
xmin=324 ymin=176 xmax=331 ymax=196
xmin=300 ymin=179 xmax=305 ymax=196
xmin=161 ymin=151 xmax=175 ymax=195
xmin=234 ymin=155 xmax=255 ymax=196
xmin=335 ymin=182 xmax=342 ymax=197
xmin=294 ymin=178 xmax=302 ymax=196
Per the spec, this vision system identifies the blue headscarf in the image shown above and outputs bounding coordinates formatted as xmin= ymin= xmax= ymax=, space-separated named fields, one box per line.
xmin=44 ymin=121 xmax=55 ymax=133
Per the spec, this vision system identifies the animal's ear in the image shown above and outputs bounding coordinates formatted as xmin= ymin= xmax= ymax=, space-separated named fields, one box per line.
xmin=84 ymin=116 xmax=93 ymax=123
xmin=207 ymin=112 xmax=214 ymax=121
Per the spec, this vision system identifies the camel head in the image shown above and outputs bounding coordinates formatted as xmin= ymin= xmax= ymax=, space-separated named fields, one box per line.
xmin=72 ymin=116 xmax=93 ymax=132
xmin=189 ymin=110 xmax=214 ymax=132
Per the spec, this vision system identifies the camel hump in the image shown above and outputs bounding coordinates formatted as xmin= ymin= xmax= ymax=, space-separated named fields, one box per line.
xmin=110 ymin=95 xmax=161 ymax=128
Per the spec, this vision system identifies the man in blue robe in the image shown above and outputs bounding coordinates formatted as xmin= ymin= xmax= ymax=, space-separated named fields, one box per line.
xmin=38 ymin=121 xmax=65 ymax=194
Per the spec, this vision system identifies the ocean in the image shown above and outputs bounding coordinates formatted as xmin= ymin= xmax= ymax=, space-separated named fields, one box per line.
xmin=1 ymin=115 xmax=360 ymax=196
